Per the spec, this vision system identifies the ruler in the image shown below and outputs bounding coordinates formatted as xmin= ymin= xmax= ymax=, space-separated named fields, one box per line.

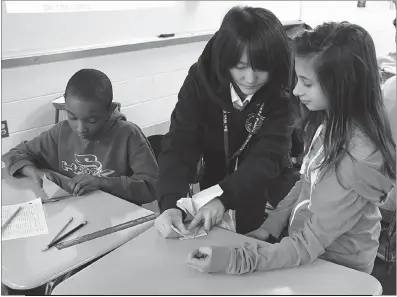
xmin=55 ymin=212 xmax=158 ymax=250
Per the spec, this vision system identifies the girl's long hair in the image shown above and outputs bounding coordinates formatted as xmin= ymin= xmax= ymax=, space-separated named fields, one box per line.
xmin=290 ymin=22 xmax=395 ymax=178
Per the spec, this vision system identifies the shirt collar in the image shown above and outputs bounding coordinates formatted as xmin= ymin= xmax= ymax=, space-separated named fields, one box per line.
xmin=230 ymin=83 xmax=254 ymax=104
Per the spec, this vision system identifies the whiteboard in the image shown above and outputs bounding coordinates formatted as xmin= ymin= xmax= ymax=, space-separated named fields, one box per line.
xmin=2 ymin=1 xmax=302 ymax=59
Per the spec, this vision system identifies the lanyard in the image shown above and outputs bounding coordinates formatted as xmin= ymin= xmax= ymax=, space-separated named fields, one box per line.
xmin=222 ymin=103 xmax=265 ymax=173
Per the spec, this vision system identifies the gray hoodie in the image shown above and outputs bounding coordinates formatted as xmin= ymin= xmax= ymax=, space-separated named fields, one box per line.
xmin=2 ymin=110 xmax=159 ymax=205
xmin=221 ymin=127 xmax=395 ymax=274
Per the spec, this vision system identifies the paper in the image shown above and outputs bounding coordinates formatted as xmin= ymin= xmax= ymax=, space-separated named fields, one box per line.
xmin=42 ymin=175 xmax=70 ymax=200
xmin=176 ymin=185 xmax=236 ymax=232
xmin=179 ymin=225 xmax=207 ymax=240
xmin=171 ymin=225 xmax=207 ymax=240
xmin=2 ymin=198 xmax=49 ymax=241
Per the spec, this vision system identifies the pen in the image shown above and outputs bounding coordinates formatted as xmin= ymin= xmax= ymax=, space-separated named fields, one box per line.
xmin=44 ymin=220 xmax=87 ymax=251
xmin=2 ymin=206 xmax=22 ymax=232
xmin=42 ymin=217 xmax=74 ymax=252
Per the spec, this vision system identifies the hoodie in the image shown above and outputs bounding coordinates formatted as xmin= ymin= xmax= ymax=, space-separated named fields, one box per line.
xmin=158 ymin=35 xmax=296 ymax=234
xmin=212 ymin=127 xmax=395 ymax=274
xmin=2 ymin=110 xmax=159 ymax=205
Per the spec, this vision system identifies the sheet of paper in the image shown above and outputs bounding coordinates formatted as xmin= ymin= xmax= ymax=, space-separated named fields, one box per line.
xmin=170 ymin=225 xmax=207 ymax=240
xmin=179 ymin=225 xmax=207 ymax=240
xmin=2 ymin=198 xmax=49 ymax=241
xmin=42 ymin=174 xmax=70 ymax=199
xmin=176 ymin=185 xmax=236 ymax=232
xmin=176 ymin=185 xmax=224 ymax=217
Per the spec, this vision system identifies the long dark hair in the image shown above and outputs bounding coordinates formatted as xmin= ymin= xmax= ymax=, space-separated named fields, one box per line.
xmin=290 ymin=22 xmax=396 ymax=178
xmin=211 ymin=6 xmax=290 ymax=93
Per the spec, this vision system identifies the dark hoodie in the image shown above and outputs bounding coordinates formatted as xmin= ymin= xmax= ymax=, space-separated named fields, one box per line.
xmin=158 ymin=36 xmax=298 ymax=234
xmin=2 ymin=110 xmax=159 ymax=205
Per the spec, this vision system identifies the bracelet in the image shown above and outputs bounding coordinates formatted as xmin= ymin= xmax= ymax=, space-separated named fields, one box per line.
xmin=267 ymin=234 xmax=279 ymax=244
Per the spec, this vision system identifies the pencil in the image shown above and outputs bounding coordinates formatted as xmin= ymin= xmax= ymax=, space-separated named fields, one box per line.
xmin=2 ymin=206 xmax=22 ymax=232
xmin=42 ymin=217 xmax=73 ymax=251
xmin=44 ymin=220 xmax=88 ymax=251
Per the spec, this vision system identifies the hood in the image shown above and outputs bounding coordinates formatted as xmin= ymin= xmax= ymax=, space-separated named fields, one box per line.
xmin=350 ymin=152 xmax=395 ymax=206
xmin=195 ymin=33 xmax=235 ymax=112
xmin=95 ymin=102 xmax=127 ymax=137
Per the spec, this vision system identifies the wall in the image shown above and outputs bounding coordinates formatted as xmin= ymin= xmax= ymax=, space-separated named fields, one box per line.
xmin=300 ymin=1 xmax=396 ymax=57
xmin=1 ymin=41 xmax=206 ymax=153
xmin=1 ymin=1 xmax=302 ymax=154
xmin=2 ymin=1 xmax=300 ymax=58
xmin=2 ymin=1 xmax=395 ymax=154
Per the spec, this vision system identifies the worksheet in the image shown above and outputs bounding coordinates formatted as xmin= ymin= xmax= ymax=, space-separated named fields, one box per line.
xmin=2 ymin=198 xmax=49 ymax=241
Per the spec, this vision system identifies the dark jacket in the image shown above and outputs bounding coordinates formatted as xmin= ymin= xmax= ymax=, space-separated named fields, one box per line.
xmin=158 ymin=36 xmax=297 ymax=233
xmin=2 ymin=110 xmax=159 ymax=205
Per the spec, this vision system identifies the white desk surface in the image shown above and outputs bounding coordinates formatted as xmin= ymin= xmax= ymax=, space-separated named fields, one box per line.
xmin=1 ymin=177 xmax=154 ymax=290
xmin=52 ymin=226 xmax=383 ymax=295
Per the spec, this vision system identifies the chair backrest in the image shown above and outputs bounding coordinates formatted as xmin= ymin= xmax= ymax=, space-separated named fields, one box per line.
xmin=147 ymin=134 xmax=164 ymax=162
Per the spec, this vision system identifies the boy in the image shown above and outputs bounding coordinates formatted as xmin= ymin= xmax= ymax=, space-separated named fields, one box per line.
xmin=2 ymin=69 xmax=159 ymax=205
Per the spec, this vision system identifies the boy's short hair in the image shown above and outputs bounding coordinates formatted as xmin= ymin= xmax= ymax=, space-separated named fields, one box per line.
xmin=64 ymin=69 xmax=113 ymax=107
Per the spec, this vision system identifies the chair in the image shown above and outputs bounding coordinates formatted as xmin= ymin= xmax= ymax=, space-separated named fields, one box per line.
xmin=51 ymin=96 xmax=121 ymax=124
xmin=147 ymin=134 xmax=163 ymax=162
xmin=147 ymin=134 xmax=204 ymax=197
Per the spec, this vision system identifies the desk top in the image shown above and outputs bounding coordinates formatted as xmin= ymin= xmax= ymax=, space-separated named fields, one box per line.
xmin=1 ymin=177 xmax=154 ymax=290
xmin=52 ymin=226 xmax=382 ymax=295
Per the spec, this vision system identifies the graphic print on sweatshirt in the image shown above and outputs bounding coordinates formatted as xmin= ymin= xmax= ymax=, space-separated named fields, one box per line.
xmin=62 ymin=154 xmax=115 ymax=177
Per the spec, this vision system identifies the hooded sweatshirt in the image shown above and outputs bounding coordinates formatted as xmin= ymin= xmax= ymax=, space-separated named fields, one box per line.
xmin=2 ymin=110 xmax=159 ymax=205
xmin=158 ymin=34 xmax=297 ymax=234
xmin=211 ymin=126 xmax=395 ymax=274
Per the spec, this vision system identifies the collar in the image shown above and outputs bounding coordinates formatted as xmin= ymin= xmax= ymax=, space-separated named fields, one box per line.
xmin=230 ymin=83 xmax=254 ymax=111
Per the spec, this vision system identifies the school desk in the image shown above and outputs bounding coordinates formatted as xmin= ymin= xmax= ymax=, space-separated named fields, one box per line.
xmin=52 ymin=226 xmax=383 ymax=295
xmin=1 ymin=176 xmax=154 ymax=290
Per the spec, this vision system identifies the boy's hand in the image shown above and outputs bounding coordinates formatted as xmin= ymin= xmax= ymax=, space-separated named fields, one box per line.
xmin=20 ymin=165 xmax=47 ymax=188
xmin=246 ymin=227 xmax=270 ymax=241
xmin=188 ymin=198 xmax=225 ymax=232
xmin=187 ymin=246 xmax=231 ymax=273
xmin=68 ymin=175 xmax=104 ymax=196
xmin=155 ymin=208 xmax=191 ymax=238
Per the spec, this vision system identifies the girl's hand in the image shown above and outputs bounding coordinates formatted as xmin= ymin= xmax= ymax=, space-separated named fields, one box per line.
xmin=187 ymin=246 xmax=231 ymax=273
xmin=188 ymin=198 xmax=225 ymax=231
xmin=155 ymin=208 xmax=191 ymax=238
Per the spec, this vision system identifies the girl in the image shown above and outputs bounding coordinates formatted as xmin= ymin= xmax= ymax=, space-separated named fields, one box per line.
xmin=155 ymin=6 xmax=299 ymax=236
xmin=187 ymin=22 xmax=396 ymax=274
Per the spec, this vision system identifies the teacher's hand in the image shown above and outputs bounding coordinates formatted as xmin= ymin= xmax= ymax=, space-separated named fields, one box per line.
xmin=155 ymin=208 xmax=191 ymax=238
xmin=188 ymin=198 xmax=225 ymax=231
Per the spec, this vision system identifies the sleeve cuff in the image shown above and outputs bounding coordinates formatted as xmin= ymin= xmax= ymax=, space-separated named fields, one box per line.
xmin=158 ymin=194 xmax=189 ymax=221
xmin=217 ymin=192 xmax=232 ymax=212
xmin=8 ymin=160 xmax=35 ymax=177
